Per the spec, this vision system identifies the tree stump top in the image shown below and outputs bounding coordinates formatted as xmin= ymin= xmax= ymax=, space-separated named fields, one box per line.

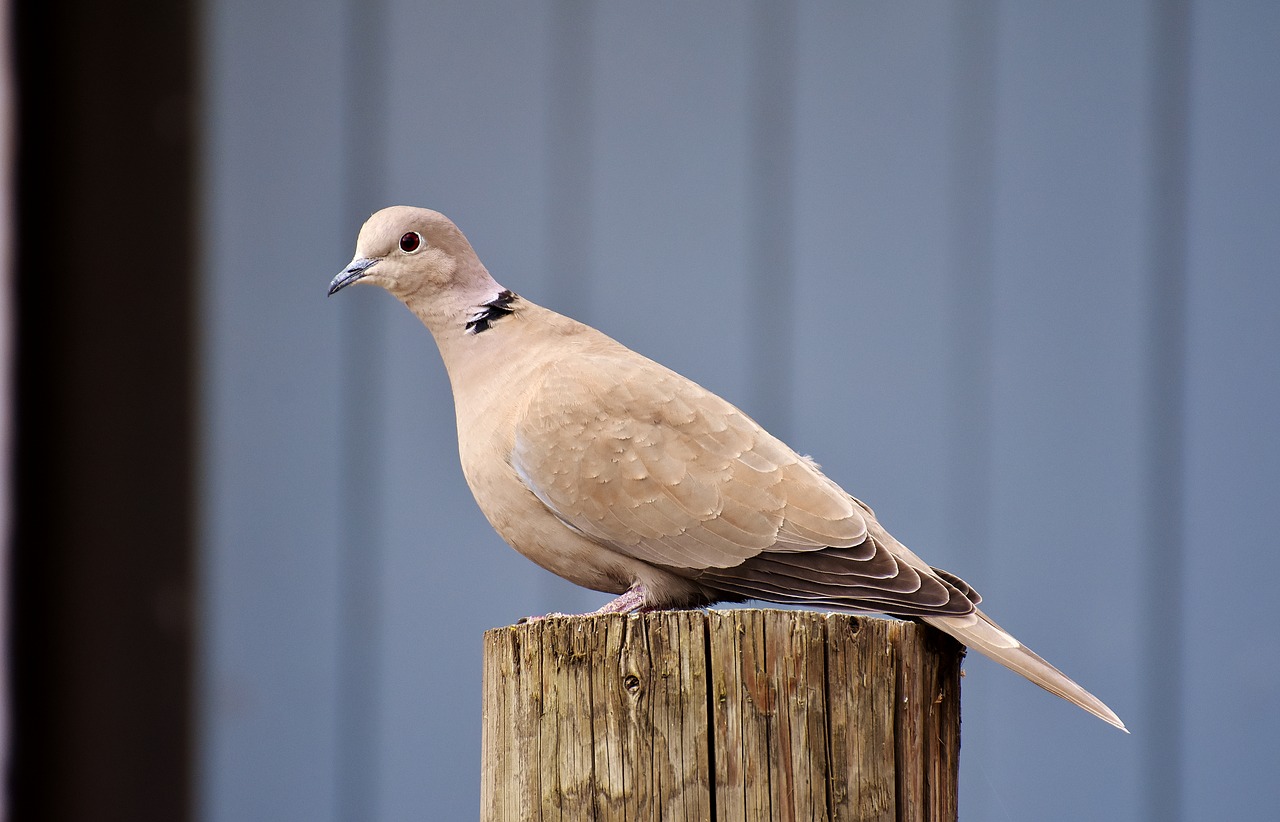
xmin=481 ymin=609 xmax=962 ymax=822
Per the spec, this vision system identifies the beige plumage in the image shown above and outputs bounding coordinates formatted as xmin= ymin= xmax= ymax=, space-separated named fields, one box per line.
xmin=329 ymin=205 xmax=1126 ymax=731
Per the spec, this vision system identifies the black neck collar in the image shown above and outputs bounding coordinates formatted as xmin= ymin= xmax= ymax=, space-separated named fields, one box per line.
xmin=465 ymin=290 xmax=518 ymax=334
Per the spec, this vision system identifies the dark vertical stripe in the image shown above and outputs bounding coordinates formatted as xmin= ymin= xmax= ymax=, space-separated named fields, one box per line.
xmin=336 ymin=0 xmax=388 ymax=818
xmin=746 ymin=0 xmax=798 ymax=438
xmin=11 ymin=0 xmax=197 ymax=819
xmin=1143 ymin=2 xmax=1191 ymax=820
xmin=546 ymin=0 xmax=596 ymax=321
xmin=947 ymin=1 xmax=999 ymax=576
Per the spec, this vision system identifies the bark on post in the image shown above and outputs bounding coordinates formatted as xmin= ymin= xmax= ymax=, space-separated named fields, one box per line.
xmin=480 ymin=609 xmax=962 ymax=821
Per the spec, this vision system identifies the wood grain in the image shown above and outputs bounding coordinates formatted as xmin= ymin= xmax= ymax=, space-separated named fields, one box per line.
xmin=480 ymin=610 xmax=962 ymax=821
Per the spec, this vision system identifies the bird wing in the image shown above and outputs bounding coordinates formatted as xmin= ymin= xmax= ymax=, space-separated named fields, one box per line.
xmin=511 ymin=351 xmax=974 ymax=615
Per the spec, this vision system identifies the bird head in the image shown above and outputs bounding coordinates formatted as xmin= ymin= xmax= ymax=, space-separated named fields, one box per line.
xmin=328 ymin=206 xmax=487 ymax=303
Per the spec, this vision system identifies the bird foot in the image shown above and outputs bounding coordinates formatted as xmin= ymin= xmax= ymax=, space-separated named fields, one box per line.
xmin=517 ymin=586 xmax=650 ymax=624
xmin=593 ymin=586 xmax=650 ymax=614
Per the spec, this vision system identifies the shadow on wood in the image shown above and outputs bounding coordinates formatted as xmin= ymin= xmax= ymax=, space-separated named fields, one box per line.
xmin=481 ymin=609 xmax=962 ymax=821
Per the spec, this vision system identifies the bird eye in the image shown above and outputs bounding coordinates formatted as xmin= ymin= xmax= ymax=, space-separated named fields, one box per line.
xmin=399 ymin=231 xmax=423 ymax=253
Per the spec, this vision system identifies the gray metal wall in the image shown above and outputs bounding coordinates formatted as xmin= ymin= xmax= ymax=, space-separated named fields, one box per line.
xmin=199 ymin=1 xmax=1280 ymax=819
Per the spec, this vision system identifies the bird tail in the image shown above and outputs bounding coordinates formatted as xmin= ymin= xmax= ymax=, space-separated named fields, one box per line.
xmin=923 ymin=609 xmax=1128 ymax=732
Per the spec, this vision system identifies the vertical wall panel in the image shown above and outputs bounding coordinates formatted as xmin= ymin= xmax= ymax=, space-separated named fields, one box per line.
xmin=586 ymin=2 xmax=754 ymax=409
xmin=744 ymin=0 xmax=799 ymax=434
xmin=1140 ymin=2 xmax=1191 ymax=820
xmin=946 ymin=0 xmax=999 ymax=590
xmin=943 ymin=3 xmax=1005 ymax=813
xmin=978 ymin=2 xmax=1147 ymax=819
xmin=791 ymin=0 xmax=955 ymax=559
xmin=1181 ymin=2 xmax=1280 ymax=818
xmin=200 ymin=1 xmax=348 ymax=820
xmin=333 ymin=5 xmax=389 ymax=822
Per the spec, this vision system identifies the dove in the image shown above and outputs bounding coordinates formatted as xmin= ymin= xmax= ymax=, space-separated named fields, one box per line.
xmin=328 ymin=205 xmax=1126 ymax=731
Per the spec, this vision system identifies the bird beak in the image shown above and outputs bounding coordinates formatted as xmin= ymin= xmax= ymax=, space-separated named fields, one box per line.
xmin=328 ymin=257 xmax=379 ymax=296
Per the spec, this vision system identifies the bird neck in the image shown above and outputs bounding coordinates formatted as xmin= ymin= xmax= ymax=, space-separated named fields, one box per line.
xmin=404 ymin=273 xmax=522 ymax=369
xmin=400 ymin=260 xmax=502 ymax=332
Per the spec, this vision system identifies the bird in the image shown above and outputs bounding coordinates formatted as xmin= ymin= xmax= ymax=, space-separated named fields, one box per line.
xmin=328 ymin=205 xmax=1126 ymax=731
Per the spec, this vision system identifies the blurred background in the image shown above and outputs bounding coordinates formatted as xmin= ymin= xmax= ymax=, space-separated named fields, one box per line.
xmin=10 ymin=1 xmax=1280 ymax=820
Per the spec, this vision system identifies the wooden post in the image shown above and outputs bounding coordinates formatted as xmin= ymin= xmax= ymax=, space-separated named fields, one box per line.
xmin=480 ymin=609 xmax=962 ymax=821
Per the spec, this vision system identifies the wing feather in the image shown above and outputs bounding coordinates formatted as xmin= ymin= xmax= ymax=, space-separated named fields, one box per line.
xmin=511 ymin=351 xmax=979 ymax=617
xmin=513 ymin=355 xmax=863 ymax=569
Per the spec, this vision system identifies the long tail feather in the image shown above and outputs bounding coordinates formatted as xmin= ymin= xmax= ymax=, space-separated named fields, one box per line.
xmin=924 ymin=609 xmax=1128 ymax=732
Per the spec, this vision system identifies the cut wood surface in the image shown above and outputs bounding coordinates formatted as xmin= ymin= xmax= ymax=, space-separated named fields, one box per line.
xmin=480 ymin=609 xmax=962 ymax=821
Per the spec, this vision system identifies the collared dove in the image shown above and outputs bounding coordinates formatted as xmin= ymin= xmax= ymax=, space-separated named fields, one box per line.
xmin=329 ymin=205 xmax=1126 ymax=731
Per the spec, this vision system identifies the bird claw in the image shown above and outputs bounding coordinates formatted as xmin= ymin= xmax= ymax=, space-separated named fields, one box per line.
xmin=592 ymin=586 xmax=649 ymax=614
xmin=517 ymin=587 xmax=650 ymax=624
